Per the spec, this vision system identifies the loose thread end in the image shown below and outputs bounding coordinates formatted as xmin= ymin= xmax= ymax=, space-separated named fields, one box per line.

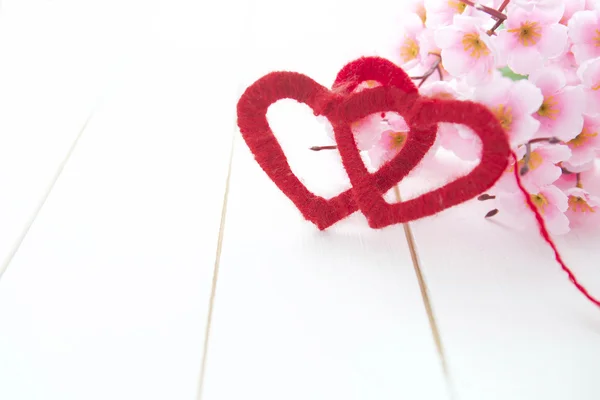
xmin=511 ymin=151 xmax=600 ymax=308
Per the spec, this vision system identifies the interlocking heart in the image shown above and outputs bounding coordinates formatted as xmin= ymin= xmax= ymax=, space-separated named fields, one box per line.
xmin=236 ymin=56 xmax=511 ymax=230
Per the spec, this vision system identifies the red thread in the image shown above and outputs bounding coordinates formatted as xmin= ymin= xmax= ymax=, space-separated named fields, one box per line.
xmin=511 ymin=151 xmax=600 ymax=307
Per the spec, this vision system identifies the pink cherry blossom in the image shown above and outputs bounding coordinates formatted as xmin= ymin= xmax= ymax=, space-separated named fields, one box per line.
xmin=529 ymin=67 xmax=585 ymax=141
xmin=565 ymin=113 xmax=600 ymax=166
xmin=394 ymin=13 xmax=426 ymax=69
xmin=473 ymin=74 xmax=543 ymax=147
xmin=568 ymin=9 xmax=600 ymax=64
xmin=367 ymin=112 xmax=441 ymax=169
xmin=424 ymin=0 xmax=470 ymax=28
xmin=435 ymin=15 xmax=498 ymax=84
xmin=497 ymin=184 xmax=570 ymax=234
xmin=555 ymin=163 xmax=600 ymax=193
xmin=367 ymin=116 xmax=411 ymax=168
xmin=564 ymin=186 xmax=600 ymax=228
xmin=493 ymin=142 xmax=571 ymax=193
xmin=577 ymin=57 xmax=600 ymax=116
xmin=521 ymin=144 xmax=571 ymax=190
xmin=494 ymin=5 xmax=568 ymax=75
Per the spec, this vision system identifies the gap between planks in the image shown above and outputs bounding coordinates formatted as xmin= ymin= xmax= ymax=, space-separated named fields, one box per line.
xmin=393 ymin=185 xmax=457 ymax=400
xmin=196 ymin=127 xmax=236 ymax=400
xmin=0 ymin=111 xmax=95 ymax=282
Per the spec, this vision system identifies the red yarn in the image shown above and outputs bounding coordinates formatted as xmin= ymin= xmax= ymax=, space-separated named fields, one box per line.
xmin=236 ymin=58 xmax=436 ymax=230
xmin=237 ymin=56 xmax=509 ymax=230
xmin=511 ymin=151 xmax=600 ymax=308
xmin=332 ymin=56 xmax=419 ymax=95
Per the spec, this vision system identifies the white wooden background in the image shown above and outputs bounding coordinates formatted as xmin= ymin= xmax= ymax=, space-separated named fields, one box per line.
xmin=0 ymin=1 xmax=599 ymax=399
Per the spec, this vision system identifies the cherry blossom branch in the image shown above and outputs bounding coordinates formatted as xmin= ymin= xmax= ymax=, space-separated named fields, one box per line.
xmin=497 ymin=0 xmax=511 ymax=12
xmin=458 ymin=0 xmax=511 ymax=36
xmin=410 ymin=53 xmax=442 ymax=87
xmin=459 ymin=0 xmax=506 ymax=21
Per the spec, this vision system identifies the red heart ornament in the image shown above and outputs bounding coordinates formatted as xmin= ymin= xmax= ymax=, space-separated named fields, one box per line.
xmin=236 ymin=58 xmax=437 ymax=230
xmin=333 ymin=90 xmax=511 ymax=229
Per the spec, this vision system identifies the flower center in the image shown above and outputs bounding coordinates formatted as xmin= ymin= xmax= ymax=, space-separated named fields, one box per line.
xmin=508 ymin=21 xmax=542 ymax=47
xmin=568 ymin=127 xmax=599 ymax=148
xmin=364 ymin=80 xmax=379 ymax=88
xmin=390 ymin=131 xmax=407 ymax=149
xmin=400 ymin=37 xmax=419 ymax=62
xmin=493 ymin=104 xmax=513 ymax=131
xmin=517 ymin=150 xmax=543 ymax=171
xmin=430 ymin=91 xmax=454 ymax=100
xmin=595 ymin=29 xmax=600 ymax=47
xmin=462 ymin=33 xmax=490 ymax=59
xmin=448 ymin=0 xmax=467 ymax=13
xmin=530 ymin=193 xmax=549 ymax=213
xmin=568 ymin=195 xmax=596 ymax=213
xmin=537 ymin=96 xmax=560 ymax=119
xmin=592 ymin=82 xmax=600 ymax=91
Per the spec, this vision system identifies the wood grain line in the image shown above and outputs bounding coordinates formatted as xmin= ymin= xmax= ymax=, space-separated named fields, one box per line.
xmin=196 ymin=130 xmax=237 ymax=400
xmin=0 ymin=111 xmax=94 ymax=281
xmin=393 ymin=186 xmax=456 ymax=400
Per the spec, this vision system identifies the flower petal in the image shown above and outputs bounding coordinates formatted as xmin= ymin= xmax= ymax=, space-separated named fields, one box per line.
xmin=543 ymin=185 xmax=570 ymax=212
xmin=529 ymin=66 xmax=566 ymax=96
xmin=508 ymin=46 xmax=544 ymax=75
xmin=509 ymin=80 xmax=545 ymax=115
xmin=538 ymin=24 xmax=568 ymax=58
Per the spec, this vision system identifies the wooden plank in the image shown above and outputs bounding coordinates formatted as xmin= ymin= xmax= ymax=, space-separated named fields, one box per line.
xmin=0 ymin=1 xmax=252 ymax=398
xmin=199 ymin=2 xmax=451 ymax=399
xmin=401 ymin=156 xmax=600 ymax=400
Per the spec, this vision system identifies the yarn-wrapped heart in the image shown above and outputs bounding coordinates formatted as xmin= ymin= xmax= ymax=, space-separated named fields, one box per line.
xmin=236 ymin=57 xmax=437 ymax=230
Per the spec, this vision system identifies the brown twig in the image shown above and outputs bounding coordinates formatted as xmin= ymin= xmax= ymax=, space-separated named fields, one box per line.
xmin=410 ymin=57 xmax=442 ymax=87
xmin=520 ymin=141 xmax=532 ymax=175
xmin=459 ymin=0 xmax=506 ymax=20
xmin=576 ymin=173 xmax=583 ymax=188
xmin=497 ymin=0 xmax=511 ymax=12
xmin=310 ymin=145 xmax=337 ymax=151
xmin=458 ymin=0 xmax=510 ymax=35
xmin=529 ymin=137 xmax=561 ymax=144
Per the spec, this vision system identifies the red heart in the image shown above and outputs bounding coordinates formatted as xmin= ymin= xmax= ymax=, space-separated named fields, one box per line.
xmin=236 ymin=57 xmax=437 ymax=230
xmin=333 ymin=90 xmax=511 ymax=229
